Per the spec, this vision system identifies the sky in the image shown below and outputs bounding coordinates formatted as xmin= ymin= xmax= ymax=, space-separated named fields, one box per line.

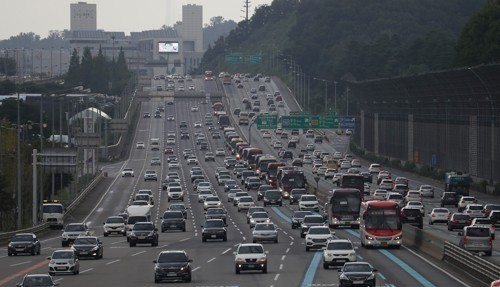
xmin=0 ymin=0 xmax=273 ymax=40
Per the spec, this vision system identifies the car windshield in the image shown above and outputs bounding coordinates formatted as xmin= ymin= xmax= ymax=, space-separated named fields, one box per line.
xmin=106 ymin=217 xmax=124 ymax=224
xmin=65 ymin=224 xmax=85 ymax=231
xmin=304 ymin=216 xmax=324 ymax=223
xmin=23 ymin=276 xmax=54 ymax=286
xmin=52 ymin=251 xmax=74 ymax=259
xmin=206 ymin=197 xmax=219 ymax=202
xmin=238 ymin=245 xmax=264 ymax=254
xmin=164 ymin=212 xmax=183 ymax=219
xmin=453 ymin=214 xmax=470 ymax=220
xmin=132 ymin=201 xmax=148 ymax=206
xmin=240 ymin=197 xmax=253 ymax=202
xmin=73 ymin=237 xmax=97 ymax=245
xmin=301 ymin=196 xmax=316 ymax=201
xmin=200 ymin=190 xmax=212 ymax=195
xmin=252 ymin=213 xmax=268 ymax=219
xmin=207 ymin=209 xmax=224 ymax=215
xmin=467 ymin=227 xmax=490 ymax=237
xmin=205 ymin=220 xmax=224 ymax=228
xmin=12 ymin=235 xmax=33 ymax=242
xmin=308 ymin=227 xmax=330 ymax=235
xmin=43 ymin=205 xmax=63 ymax=213
xmin=255 ymin=224 xmax=275 ymax=231
xmin=158 ymin=252 xmax=188 ymax=263
xmin=134 ymin=224 xmax=154 ymax=231
xmin=327 ymin=242 xmax=353 ymax=250
xmin=293 ymin=211 xmax=312 ymax=219
xmin=433 ymin=209 xmax=449 ymax=213
xmin=468 ymin=205 xmax=483 ymax=210
xmin=343 ymin=264 xmax=372 ymax=273
xmin=170 ymin=205 xmax=185 ymax=211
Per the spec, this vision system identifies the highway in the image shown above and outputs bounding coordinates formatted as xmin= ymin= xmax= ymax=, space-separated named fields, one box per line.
xmin=0 ymin=75 xmax=496 ymax=286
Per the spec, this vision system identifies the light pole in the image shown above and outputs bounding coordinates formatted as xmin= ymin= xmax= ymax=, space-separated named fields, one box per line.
xmin=313 ymin=77 xmax=335 ymax=114
xmin=334 ymin=81 xmax=337 ymax=113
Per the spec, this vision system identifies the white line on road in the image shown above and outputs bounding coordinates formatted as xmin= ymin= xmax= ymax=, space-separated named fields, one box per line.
xmin=192 ymin=266 xmax=200 ymax=272
xmin=179 ymin=237 xmax=190 ymax=242
xmin=222 ymin=248 xmax=232 ymax=254
xmin=80 ymin=268 xmax=93 ymax=274
xmin=286 ymin=248 xmax=290 ymax=253
xmin=207 ymin=257 xmax=216 ymax=263
xmin=290 ymin=241 xmax=294 ymax=246
xmin=110 ymin=240 xmax=127 ymax=245
xmin=106 ymin=259 xmax=120 ymax=265
xmin=10 ymin=261 xmax=31 ymax=267
xmin=281 ymin=255 xmax=286 ymax=261
xmin=274 ymin=274 xmax=280 ymax=281
xmin=131 ymin=251 xmax=147 ymax=257
xmin=289 ymin=236 xmax=294 ymax=241
xmin=279 ymin=264 xmax=283 ymax=270
xmin=156 ymin=244 xmax=169 ymax=249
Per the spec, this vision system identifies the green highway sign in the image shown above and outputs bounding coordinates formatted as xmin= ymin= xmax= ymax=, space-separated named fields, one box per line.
xmin=246 ymin=55 xmax=262 ymax=64
xmin=225 ymin=54 xmax=244 ymax=63
xmin=256 ymin=115 xmax=278 ymax=130
xmin=281 ymin=115 xmax=338 ymax=129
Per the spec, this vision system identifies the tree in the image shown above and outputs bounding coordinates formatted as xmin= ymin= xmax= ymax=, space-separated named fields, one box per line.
xmin=91 ymin=46 xmax=108 ymax=93
xmin=65 ymin=48 xmax=80 ymax=86
xmin=455 ymin=0 xmax=500 ymax=66
xmin=80 ymin=47 xmax=93 ymax=88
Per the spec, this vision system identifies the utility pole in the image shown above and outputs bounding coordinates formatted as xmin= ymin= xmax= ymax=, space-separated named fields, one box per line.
xmin=17 ymin=92 xmax=22 ymax=229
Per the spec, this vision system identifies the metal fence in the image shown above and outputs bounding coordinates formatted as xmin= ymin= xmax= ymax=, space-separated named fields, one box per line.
xmin=351 ymin=64 xmax=500 ymax=183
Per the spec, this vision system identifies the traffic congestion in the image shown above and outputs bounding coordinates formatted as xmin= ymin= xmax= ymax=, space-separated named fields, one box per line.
xmin=2 ymin=73 xmax=498 ymax=287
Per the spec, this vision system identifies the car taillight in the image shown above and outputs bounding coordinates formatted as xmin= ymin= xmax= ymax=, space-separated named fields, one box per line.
xmin=463 ymin=236 xmax=467 ymax=245
xmin=431 ymin=214 xmax=435 ymax=217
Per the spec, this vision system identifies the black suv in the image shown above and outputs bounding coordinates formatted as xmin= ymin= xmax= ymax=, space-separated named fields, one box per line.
xmin=300 ymin=215 xmax=326 ymax=238
xmin=289 ymin=188 xmax=307 ymax=205
xmin=291 ymin=211 xmax=313 ymax=229
xmin=338 ymin=262 xmax=377 ymax=287
xmin=129 ymin=222 xmax=159 ymax=247
xmin=401 ymin=207 xmax=423 ymax=229
xmin=201 ymin=219 xmax=227 ymax=242
xmin=263 ymin=190 xmax=283 ymax=207
xmin=71 ymin=236 xmax=103 ymax=259
xmin=257 ymin=185 xmax=273 ymax=201
xmin=153 ymin=250 xmax=192 ymax=283
xmin=8 ymin=233 xmax=41 ymax=256
xmin=205 ymin=208 xmax=227 ymax=224
xmin=161 ymin=211 xmax=186 ymax=232
xmin=441 ymin=192 xmax=458 ymax=207
xmin=180 ymin=130 xmax=190 ymax=139
xmin=314 ymin=135 xmax=323 ymax=143
xmin=179 ymin=121 xmax=187 ymax=128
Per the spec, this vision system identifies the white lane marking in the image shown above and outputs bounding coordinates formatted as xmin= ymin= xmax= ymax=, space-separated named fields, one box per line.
xmin=111 ymin=240 xmax=127 ymax=245
xmin=289 ymin=236 xmax=294 ymax=241
xmin=131 ymin=251 xmax=147 ymax=256
xmin=156 ymin=244 xmax=169 ymax=249
xmin=96 ymin=207 xmax=103 ymax=213
xmin=279 ymin=264 xmax=283 ymax=270
xmin=281 ymin=255 xmax=286 ymax=261
xmin=192 ymin=266 xmax=201 ymax=272
xmin=285 ymin=248 xmax=290 ymax=253
xmin=106 ymin=259 xmax=120 ymax=265
xmin=10 ymin=261 xmax=32 ymax=267
xmin=402 ymin=245 xmax=473 ymax=287
xmin=282 ymin=231 xmax=288 ymax=235
xmin=290 ymin=241 xmax=294 ymax=246
xmin=274 ymin=274 xmax=280 ymax=281
xmin=242 ymin=236 xmax=246 ymax=241
xmin=222 ymin=248 xmax=232 ymax=254
xmin=207 ymin=257 xmax=216 ymax=263
xmin=179 ymin=237 xmax=190 ymax=242
xmin=80 ymin=268 xmax=93 ymax=274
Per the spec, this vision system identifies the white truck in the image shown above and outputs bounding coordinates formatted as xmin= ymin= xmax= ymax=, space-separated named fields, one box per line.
xmin=126 ymin=203 xmax=152 ymax=239
xmin=42 ymin=200 xmax=65 ymax=229
xmin=238 ymin=112 xmax=249 ymax=125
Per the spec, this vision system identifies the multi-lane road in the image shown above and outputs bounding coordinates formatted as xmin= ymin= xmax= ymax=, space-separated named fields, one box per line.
xmin=0 ymin=76 xmax=497 ymax=286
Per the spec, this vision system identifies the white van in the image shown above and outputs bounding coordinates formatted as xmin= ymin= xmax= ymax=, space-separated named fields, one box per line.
xmin=150 ymin=138 xmax=160 ymax=151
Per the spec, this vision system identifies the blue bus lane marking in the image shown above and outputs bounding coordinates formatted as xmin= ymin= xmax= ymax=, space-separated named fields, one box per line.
xmin=345 ymin=229 xmax=436 ymax=287
xmin=270 ymin=207 xmax=323 ymax=287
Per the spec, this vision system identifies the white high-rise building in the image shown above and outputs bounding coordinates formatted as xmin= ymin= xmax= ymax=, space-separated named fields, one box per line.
xmin=179 ymin=4 xmax=203 ymax=53
xmin=70 ymin=2 xmax=97 ymax=31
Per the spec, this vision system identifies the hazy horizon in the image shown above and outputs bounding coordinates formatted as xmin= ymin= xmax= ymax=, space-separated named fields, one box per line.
xmin=0 ymin=0 xmax=272 ymax=40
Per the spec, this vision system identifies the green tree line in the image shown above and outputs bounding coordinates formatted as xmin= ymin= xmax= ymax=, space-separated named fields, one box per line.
xmin=66 ymin=46 xmax=131 ymax=95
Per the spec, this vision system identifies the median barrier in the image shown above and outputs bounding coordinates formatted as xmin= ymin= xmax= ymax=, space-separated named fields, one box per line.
xmin=402 ymin=224 xmax=444 ymax=260
xmin=443 ymin=241 xmax=500 ymax=286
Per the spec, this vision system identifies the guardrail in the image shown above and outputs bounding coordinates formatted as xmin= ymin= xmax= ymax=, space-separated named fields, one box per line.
xmin=443 ymin=241 xmax=500 ymax=285
xmin=0 ymin=172 xmax=104 ymax=245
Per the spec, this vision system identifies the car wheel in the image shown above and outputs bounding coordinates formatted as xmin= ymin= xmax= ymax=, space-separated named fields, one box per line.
xmin=202 ymin=237 xmax=206 ymax=242
xmin=447 ymin=225 xmax=452 ymax=231
xmin=37 ymin=247 xmax=41 ymax=255
xmin=104 ymin=232 xmax=109 ymax=237
xmin=49 ymin=272 xmax=54 ymax=276
xmin=130 ymin=242 xmax=136 ymax=247
xmin=31 ymin=248 xmax=36 ymax=255
xmin=154 ymin=275 xmax=160 ymax=283
xmin=183 ymin=227 xmax=186 ymax=232
xmin=429 ymin=220 xmax=433 ymax=225
xmin=274 ymin=238 xmax=278 ymax=243
xmin=306 ymin=246 xmax=310 ymax=251
xmin=235 ymin=266 xmax=240 ymax=274
xmin=262 ymin=266 xmax=267 ymax=273
xmin=323 ymin=262 xmax=329 ymax=269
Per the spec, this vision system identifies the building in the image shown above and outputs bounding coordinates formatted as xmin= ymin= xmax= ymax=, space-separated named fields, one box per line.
xmin=68 ymin=3 xmax=203 ymax=76
xmin=70 ymin=2 xmax=97 ymax=31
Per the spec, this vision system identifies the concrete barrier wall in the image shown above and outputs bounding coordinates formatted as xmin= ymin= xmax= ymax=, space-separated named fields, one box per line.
xmin=402 ymin=224 xmax=445 ymax=260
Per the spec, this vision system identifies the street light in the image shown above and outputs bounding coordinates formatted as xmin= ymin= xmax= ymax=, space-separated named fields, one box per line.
xmin=313 ymin=77 xmax=336 ymax=114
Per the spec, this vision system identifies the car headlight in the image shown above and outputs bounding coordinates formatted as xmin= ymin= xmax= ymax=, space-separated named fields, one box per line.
xmin=340 ymin=274 xmax=348 ymax=280
xmin=367 ymin=273 xmax=375 ymax=280
xmin=258 ymin=256 xmax=267 ymax=263
xmin=394 ymin=235 xmax=402 ymax=240
xmin=366 ymin=235 xmax=374 ymax=240
xmin=91 ymin=246 xmax=99 ymax=251
xmin=236 ymin=257 xmax=245 ymax=263
xmin=265 ymin=219 xmax=271 ymax=223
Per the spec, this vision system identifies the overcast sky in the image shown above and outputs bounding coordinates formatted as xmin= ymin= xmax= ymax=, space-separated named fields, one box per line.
xmin=0 ymin=0 xmax=273 ymax=40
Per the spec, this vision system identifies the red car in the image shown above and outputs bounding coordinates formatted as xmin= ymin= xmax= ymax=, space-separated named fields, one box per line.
xmin=164 ymin=147 xmax=174 ymax=154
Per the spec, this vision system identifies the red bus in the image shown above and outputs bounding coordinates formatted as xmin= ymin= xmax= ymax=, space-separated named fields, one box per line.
xmin=243 ymin=148 xmax=263 ymax=169
xmin=278 ymin=169 xmax=306 ymax=199
xmin=212 ymin=102 xmax=224 ymax=116
xmin=266 ymin=162 xmax=286 ymax=186
xmin=326 ymin=188 xmax=362 ymax=228
xmin=256 ymin=155 xmax=277 ymax=180
xmin=204 ymin=70 xmax=214 ymax=81
xmin=339 ymin=174 xmax=365 ymax=199
xmin=360 ymin=201 xmax=402 ymax=248
xmin=218 ymin=114 xmax=230 ymax=129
